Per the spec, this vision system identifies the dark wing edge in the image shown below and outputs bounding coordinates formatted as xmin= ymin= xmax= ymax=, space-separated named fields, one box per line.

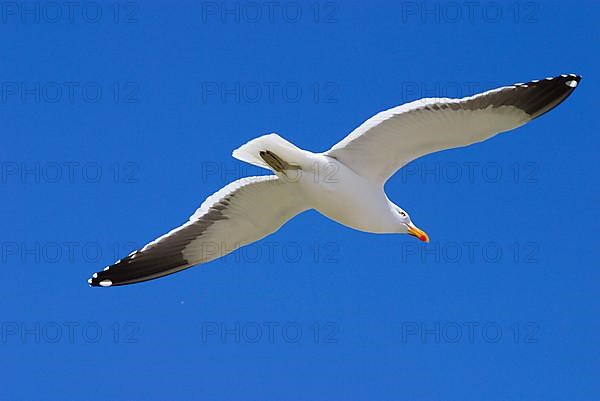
xmin=88 ymin=175 xmax=296 ymax=287
xmin=88 ymin=207 xmax=229 ymax=287
xmin=469 ymin=73 xmax=581 ymax=120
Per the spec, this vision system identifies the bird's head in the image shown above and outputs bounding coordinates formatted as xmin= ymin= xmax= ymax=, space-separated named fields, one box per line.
xmin=393 ymin=205 xmax=430 ymax=242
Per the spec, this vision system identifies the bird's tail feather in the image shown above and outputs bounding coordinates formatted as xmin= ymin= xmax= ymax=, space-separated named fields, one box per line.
xmin=232 ymin=133 xmax=305 ymax=171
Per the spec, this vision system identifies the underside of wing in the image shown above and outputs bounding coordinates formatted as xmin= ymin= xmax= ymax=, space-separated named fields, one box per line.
xmin=326 ymin=74 xmax=581 ymax=183
xmin=88 ymin=175 xmax=307 ymax=287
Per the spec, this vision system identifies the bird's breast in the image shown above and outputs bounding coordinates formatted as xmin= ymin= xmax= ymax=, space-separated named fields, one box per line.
xmin=294 ymin=156 xmax=395 ymax=233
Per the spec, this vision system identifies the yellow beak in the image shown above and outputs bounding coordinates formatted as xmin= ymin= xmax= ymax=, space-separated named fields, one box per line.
xmin=407 ymin=223 xmax=430 ymax=243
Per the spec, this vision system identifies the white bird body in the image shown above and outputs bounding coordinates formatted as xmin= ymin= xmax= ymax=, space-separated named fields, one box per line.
xmin=89 ymin=74 xmax=581 ymax=287
xmin=290 ymin=152 xmax=398 ymax=233
xmin=234 ymin=134 xmax=400 ymax=233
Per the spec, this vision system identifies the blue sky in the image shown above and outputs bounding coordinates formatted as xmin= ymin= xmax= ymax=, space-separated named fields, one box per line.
xmin=2 ymin=1 xmax=599 ymax=400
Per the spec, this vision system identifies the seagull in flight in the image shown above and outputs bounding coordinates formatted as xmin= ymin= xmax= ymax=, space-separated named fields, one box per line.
xmin=89 ymin=74 xmax=581 ymax=287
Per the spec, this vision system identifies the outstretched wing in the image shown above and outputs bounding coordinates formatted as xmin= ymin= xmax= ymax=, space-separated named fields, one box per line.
xmin=89 ymin=175 xmax=308 ymax=287
xmin=326 ymin=74 xmax=581 ymax=184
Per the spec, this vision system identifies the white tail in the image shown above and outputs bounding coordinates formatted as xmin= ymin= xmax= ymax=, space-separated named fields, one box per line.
xmin=232 ymin=133 xmax=304 ymax=170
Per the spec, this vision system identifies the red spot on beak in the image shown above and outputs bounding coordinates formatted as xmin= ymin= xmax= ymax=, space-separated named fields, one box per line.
xmin=408 ymin=224 xmax=430 ymax=243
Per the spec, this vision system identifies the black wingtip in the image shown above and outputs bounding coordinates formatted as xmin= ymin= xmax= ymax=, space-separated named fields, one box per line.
xmin=564 ymin=73 xmax=582 ymax=82
xmin=88 ymin=250 xmax=147 ymax=288
xmin=88 ymin=254 xmax=135 ymax=287
xmin=511 ymin=73 xmax=582 ymax=120
xmin=558 ymin=73 xmax=582 ymax=87
xmin=88 ymin=268 xmax=114 ymax=287
xmin=88 ymin=248 xmax=191 ymax=288
xmin=88 ymin=254 xmax=133 ymax=288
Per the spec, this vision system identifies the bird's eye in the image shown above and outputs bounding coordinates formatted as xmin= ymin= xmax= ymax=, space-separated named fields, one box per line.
xmin=399 ymin=211 xmax=407 ymax=217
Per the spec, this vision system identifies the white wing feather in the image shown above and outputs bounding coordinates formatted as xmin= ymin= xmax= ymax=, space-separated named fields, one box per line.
xmin=89 ymin=175 xmax=307 ymax=286
xmin=326 ymin=75 xmax=580 ymax=183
